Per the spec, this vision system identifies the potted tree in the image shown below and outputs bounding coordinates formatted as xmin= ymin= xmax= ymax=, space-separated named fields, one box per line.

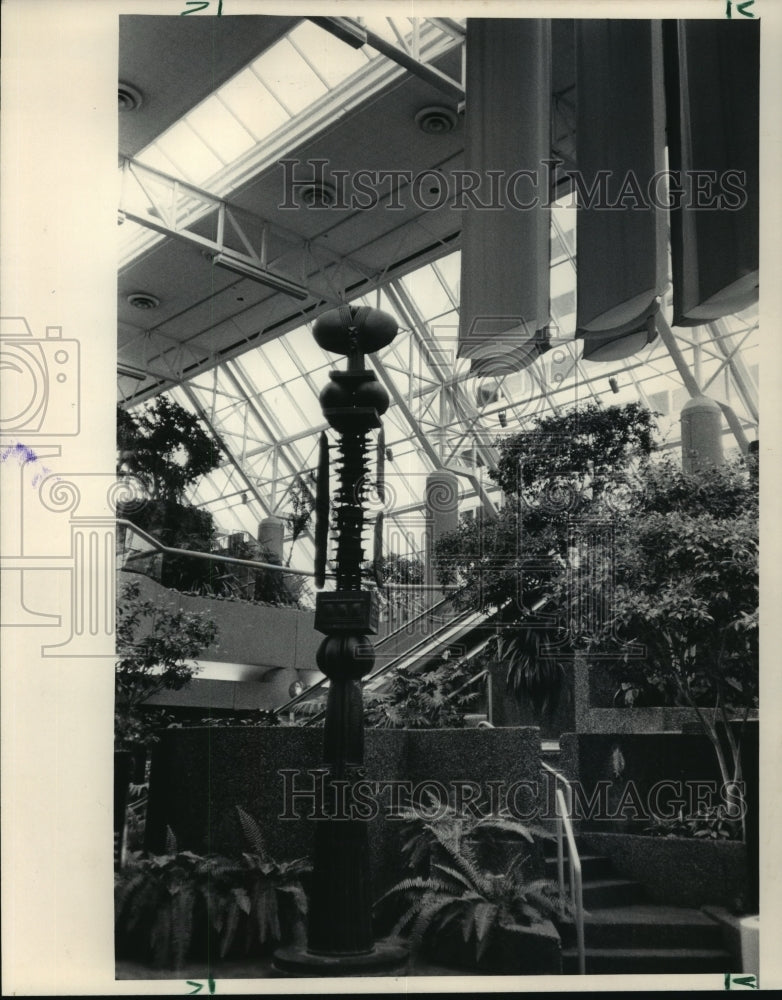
xmin=590 ymin=456 xmax=758 ymax=835
xmin=117 ymin=396 xmax=222 ymax=592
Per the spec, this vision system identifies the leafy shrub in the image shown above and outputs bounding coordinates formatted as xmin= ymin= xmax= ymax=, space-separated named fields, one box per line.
xmin=115 ymin=807 xmax=309 ymax=968
xmin=375 ymin=796 xmax=564 ymax=965
xmin=644 ymin=805 xmax=741 ymax=841
xmin=364 ymin=660 xmax=483 ymax=729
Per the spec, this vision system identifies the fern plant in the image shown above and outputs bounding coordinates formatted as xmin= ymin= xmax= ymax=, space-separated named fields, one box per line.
xmin=395 ymin=791 xmax=552 ymax=875
xmin=376 ymin=797 xmax=566 ymax=966
xmin=115 ymin=808 xmax=310 ymax=968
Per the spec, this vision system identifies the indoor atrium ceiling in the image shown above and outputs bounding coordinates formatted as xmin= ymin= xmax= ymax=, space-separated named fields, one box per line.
xmin=117 ymin=14 xmax=759 ymax=576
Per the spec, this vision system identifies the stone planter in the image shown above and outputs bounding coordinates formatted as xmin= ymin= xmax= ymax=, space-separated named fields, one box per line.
xmin=583 ymin=832 xmax=749 ymax=910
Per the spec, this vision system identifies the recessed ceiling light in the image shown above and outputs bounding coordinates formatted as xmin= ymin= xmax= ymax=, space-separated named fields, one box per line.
xmin=127 ymin=293 xmax=160 ymax=310
xmin=118 ymin=83 xmax=143 ymax=112
xmin=415 ymin=106 xmax=458 ymax=134
xmin=298 ymin=182 xmax=338 ymax=208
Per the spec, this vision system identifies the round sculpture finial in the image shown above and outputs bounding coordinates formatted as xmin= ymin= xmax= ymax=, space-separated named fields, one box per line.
xmin=313 ymin=305 xmax=397 ymax=357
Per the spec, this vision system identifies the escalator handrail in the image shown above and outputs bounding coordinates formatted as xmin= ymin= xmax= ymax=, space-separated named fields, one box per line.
xmin=273 ymin=589 xmax=470 ymax=716
xmin=300 ymin=604 xmax=490 ymax=726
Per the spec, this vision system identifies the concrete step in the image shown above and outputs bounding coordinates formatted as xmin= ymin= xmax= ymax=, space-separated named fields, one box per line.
xmin=544 ymin=853 xmax=615 ymax=882
xmin=581 ymin=878 xmax=646 ymax=909
xmin=558 ymin=903 xmax=724 ymax=950
xmin=562 ymin=945 xmax=732 ymax=975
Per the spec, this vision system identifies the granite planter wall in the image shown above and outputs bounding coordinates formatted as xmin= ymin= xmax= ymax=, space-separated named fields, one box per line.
xmin=559 ymin=726 xmax=759 ymax=911
xmin=145 ymin=726 xmax=542 ymax=899
xmin=582 ymin=832 xmax=749 ymax=910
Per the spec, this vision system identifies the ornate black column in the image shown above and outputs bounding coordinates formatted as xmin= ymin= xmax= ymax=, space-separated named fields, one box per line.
xmin=274 ymin=305 xmax=407 ymax=976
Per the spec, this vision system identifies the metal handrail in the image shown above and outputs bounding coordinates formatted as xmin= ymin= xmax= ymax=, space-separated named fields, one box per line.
xmin=273 ymin=592 xmax=460 ymax=716
xmin=541 ymin=761 xmax=586 ymax=975
xmin=116 ymin=518 xmax=329 ymax=579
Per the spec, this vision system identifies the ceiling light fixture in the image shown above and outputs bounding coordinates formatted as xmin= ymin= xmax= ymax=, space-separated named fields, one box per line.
xmin=609 ymin=376 xmax=620 ymax=394
xmin=127 ymin=292 xmax=160 ymax=310
xmin=415 ymin=106 xmax=458 ymax=134
xmin=118 ymin=83 xmax=143 ymax=112
xmin=298 ymin=182 xmax=338 ymax=208
xmin=210 ymin=250 xmax=309 ymax=301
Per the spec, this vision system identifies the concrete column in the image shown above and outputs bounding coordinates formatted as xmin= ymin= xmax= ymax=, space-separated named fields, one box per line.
xmin=425 ymin=470 xmax=459 ymax=587
xmin=680 ymin=395 xmax=724 ymax=474
xmin=258 ymin=515 xmax=285 ymax=563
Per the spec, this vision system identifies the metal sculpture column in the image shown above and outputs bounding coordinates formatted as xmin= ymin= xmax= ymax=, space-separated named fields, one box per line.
xmin=274 ymin=305 xmax=407 ymax=976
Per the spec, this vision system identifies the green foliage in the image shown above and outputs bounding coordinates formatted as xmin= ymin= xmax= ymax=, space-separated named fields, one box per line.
xmin=375 ymin=797 xmax=563 ymax=964
xmin=490 ymin=401 xmax=658 ymax=499
xmin=115 ymin=580 xmax=218 ymax=750
xmin=115 ymin=807 xmax=310 ymax=968
xmin=434 ymin=403 xmax=661 ymax=721
xmin=122 ymin=497 xmax=218 ymax=593
xmin=363 ymin=658 xmax=482 ymax=729
xmin=644 ymin=805 xmax=741 ymax=841
xmin=117 ymin=396 xmax=222 ymax=503
xmin=394 ymin=793 xmax=552 ymax=877
xmin=285 ymin=475 xmax=315 ymax=566
xmin=569 ymin=455 xmax=758 ymax=821
xmin=118 ymin=397 xmax=222 ymax=592
xmin=371 ymin=552 xmax=428 ymax=628
xmin=169 ymin=709 xmax=282 ymax=729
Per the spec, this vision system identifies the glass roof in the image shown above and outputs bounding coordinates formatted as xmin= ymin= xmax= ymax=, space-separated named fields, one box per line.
xmin=120 ymin=16 xmax=759 ymax=583
xmin=148 ymin=206 xmax=758 ymax=578
xmin=119 ymin=17 xmax=463 ymax=267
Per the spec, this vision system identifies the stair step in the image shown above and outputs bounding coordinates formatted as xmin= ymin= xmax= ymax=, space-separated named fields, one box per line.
xmin=544 ymin=854 xmax=614 ymax=881
xmin=562 ymin=946 xmax=732 ymax=975
xmin=581 ymin=878 xmax=646 ymax=908
xmin=558 ymin=904 xmax=723 ymax=950
xmin=541 ymin=834 xmax=588 ymax=858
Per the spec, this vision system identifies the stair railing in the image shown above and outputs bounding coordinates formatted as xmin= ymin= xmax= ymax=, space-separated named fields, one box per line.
xmin=541 ymin=761 xmax=585 ymax=975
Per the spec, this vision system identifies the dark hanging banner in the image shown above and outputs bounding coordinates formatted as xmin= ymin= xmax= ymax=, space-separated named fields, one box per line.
xmin=575 ymin=19 xmax=667 ymax=362
xmin=458 ymin=18 xmax=552 ymax=377
xmin=663 ymin=18 xmax=759 ymax=325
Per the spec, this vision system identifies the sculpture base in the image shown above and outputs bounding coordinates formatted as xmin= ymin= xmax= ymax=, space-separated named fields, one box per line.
xmin=273 ymin=940 xmax=408 ymax=978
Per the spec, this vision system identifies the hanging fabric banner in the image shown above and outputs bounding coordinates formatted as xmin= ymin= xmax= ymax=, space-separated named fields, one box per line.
xmin=458 ymin=18 xmax=552 ymax=377
xmin=575 ymin=20 xmax=667 ymax=363
xmin=663 ymin=19 xmax=759 ymax=326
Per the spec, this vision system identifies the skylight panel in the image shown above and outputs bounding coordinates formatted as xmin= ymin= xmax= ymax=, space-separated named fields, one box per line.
xmin=287 ymin=20 xmax=370 ymax=88
xmin=257 ymin=338 xmax=300 ymax=384
xmin=218 ymin=69 xmax=290 ymax=141
xmin=186 ymin=95 xmax=256 ymax=163
xmin=251 ymin=38 xmax=329 ymax=116
xmin=361 ymin=16 xmax=414 ymax=47
xmin=400 ymin=265 xmax=454 ymax=322
xmin=284 ymin=378 xmax=323 ymax=427
xmin=154 ymin=120 xmax=224 ymax=185
xmin=133 ymin=144 xmax=182 ymax=180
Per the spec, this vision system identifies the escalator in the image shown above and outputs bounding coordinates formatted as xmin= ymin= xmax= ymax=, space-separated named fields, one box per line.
xmin=274 ymin=592 xmax=494 ymax=725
